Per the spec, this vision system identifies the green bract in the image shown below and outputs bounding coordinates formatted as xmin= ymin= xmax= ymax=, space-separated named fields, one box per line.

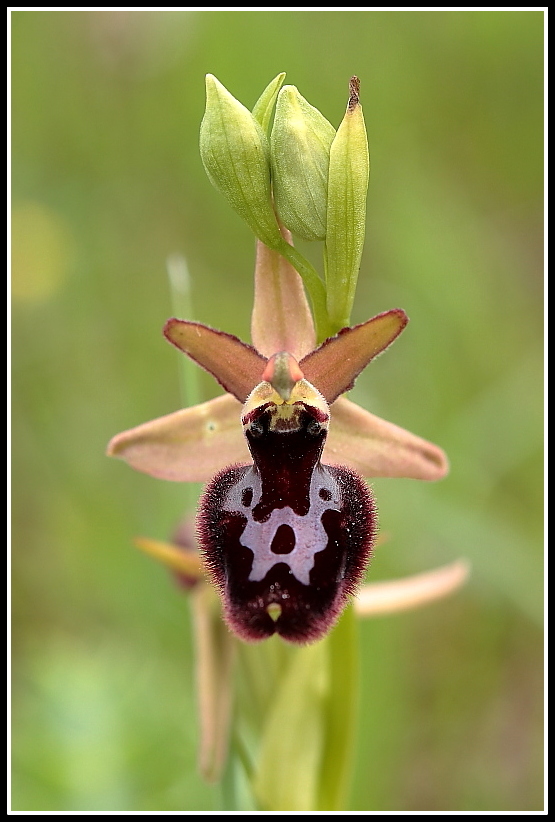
xmin=200 ymin=74 xmax=282 ymax=250
xmin=271 ymin=86 xmax=336 ymax=241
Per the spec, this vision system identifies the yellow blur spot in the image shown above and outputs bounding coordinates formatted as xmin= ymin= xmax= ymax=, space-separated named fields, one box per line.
xmin=11 ymin=202 xmax=73 ymax=301
xmin=267 ymin=603 xmax=282 ymax=622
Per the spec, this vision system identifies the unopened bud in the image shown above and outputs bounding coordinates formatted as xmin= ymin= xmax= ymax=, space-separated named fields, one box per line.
xmin=271 ymin=85 xmax=336 ymax=241
xmin=325 ymin=76 xmax=370 ymax=328
xmin=252 ymin=72 xmax=286 ymax=134
xmin=200 ymin=74 xmax=282 ymax=249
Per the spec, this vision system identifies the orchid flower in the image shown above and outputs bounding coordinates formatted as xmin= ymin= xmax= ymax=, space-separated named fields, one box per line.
xmin=108 ymin=228 xmax=450 ymax=643
xmin=106 ymin=74 xmax=468 ymax=804
xmin=107 ymin=73 xmax=456 ymax=647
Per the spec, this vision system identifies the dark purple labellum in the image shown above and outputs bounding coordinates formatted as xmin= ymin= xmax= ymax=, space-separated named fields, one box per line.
xmin=197 ymin=393 xmax=377 ymax=644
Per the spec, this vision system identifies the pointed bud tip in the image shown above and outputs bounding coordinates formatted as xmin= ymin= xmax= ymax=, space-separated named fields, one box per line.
xmin=204 ymin=73 xmax=221 ymax=98
xmin=348 ymin=76 xmax=361 ymax=110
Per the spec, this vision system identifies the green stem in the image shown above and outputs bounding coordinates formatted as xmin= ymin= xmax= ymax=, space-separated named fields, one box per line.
xmin=275 ymin=239 xmax=337 ymax=343
xmin=221 ymin=734 xmax=259 ymax=811
xmin=166 ymin=254 xmax=202 ymax=511
xmin=317 ymin=605 xmax=359 ymax=810
xmin=167 ymin=254 xmax=202 ymax=409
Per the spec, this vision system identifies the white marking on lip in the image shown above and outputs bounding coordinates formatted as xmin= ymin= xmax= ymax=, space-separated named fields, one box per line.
xmin=223 ymin=465 xmax=341 ymax=586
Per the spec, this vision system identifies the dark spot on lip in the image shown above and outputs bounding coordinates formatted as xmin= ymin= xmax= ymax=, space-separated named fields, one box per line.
xmin=270 ymin=523 xmax=296 ymax=555
xmin=242 ymin=487 xmax=253 ymax=507
xmin=319 ymin=487 xmax=332 ymax=501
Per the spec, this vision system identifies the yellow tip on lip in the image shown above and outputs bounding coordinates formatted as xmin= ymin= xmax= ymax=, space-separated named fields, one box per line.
xmin=267 ymin=603 xmax=282 ymax=621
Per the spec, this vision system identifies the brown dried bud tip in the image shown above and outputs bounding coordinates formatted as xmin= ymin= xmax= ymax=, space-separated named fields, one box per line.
xmin=348 ymin=76 xmax=360 ymax=111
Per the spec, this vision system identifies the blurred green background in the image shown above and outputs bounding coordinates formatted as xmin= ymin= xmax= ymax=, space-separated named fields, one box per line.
xmin=11 ymin=10 xmax=544 ymax=812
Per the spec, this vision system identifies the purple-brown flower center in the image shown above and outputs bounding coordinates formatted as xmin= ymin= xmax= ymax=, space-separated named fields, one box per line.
xmin=198 ymin=393 xmax=377 ymax=643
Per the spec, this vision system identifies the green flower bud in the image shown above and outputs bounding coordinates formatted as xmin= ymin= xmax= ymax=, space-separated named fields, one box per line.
xmin=200 ymin=74 xmax=282 ymax=249
xmin=252 ymin=72 xmax=286 ymax=135
xmin=325 ymin=77 xmax=370 ymax=329
xmin=271 ymin=85 xmax=336 ymax=242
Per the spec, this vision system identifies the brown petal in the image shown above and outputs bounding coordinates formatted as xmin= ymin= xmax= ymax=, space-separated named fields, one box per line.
xmin=164 ymin=319 xmax=267 ymax=403
xmin=354 ymin=559 xmax=470 ymax=616
xmin=107 ymin=394 xmax=251 ymax=482
xmin=300 ymin=309 xmax=408 ymax=403
xmin=324 ymin=397 xmax=449 ymax=480
xmin=251 ymin=233 xmax=316 ymax=360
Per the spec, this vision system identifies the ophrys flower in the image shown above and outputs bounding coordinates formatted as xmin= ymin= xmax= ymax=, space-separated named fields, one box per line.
xmin=108 ymin=232 xmax=448 ymax=643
